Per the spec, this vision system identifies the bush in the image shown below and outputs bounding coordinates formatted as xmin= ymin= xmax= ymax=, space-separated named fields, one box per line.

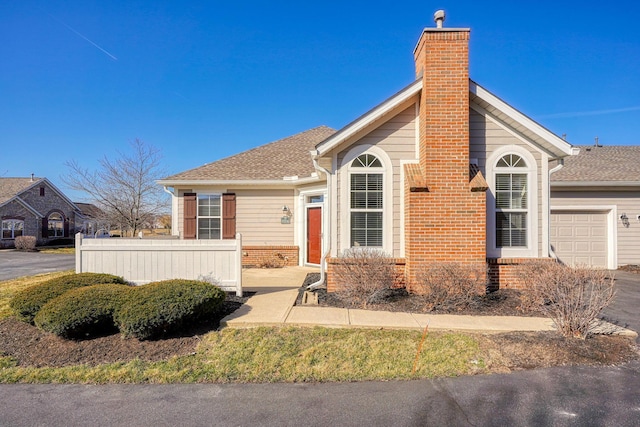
xmin=14 ymin=236 xmax=36 ymax=251
xmin=414 ymin=263 xmax=488 ymax=311
xmin=10 ymin=273 xmax=127 ymax=323
xmin=257 ymin=252 xmax=288 ymax=268
xmin=115 ymin=279 xmax=226 ymax=340
xmin=34 ymin=284 xmax=131 ymax=339
xmin=332 ymin=248 xmax=396 ymax=307
xmin=517 ymin=260 xmax=616 ymax=339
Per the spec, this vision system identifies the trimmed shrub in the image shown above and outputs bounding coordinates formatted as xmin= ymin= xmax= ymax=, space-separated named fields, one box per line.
xmin=34 ymin=284 xmax=131 ymax=339
xmin=413 ymin=263 xmax=488 ymax=311
xmin=115 ymin=279 xmax=226 ymax=340
xmin=10 ymin=273 xmax=127 ymax=323
xmin=332 ymin=248 xmax=396 ymax=307
xmin=517 ymin=260 xmax=615 ymax=339
xmin=14 ymin=236 xmax=37 ymax=251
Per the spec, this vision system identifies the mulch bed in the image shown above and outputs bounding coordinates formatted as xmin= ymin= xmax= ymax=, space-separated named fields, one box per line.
xmin=619 ymin=265 xmax=640 ymax=274
xmin=298 ymin=273 xmax=545 ymax=317
xmin=0 ymin=292 xmax=251 ymax=367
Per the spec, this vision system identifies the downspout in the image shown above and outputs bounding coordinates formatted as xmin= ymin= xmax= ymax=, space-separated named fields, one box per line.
xmin=548 ymin=159 xmax=564 ymax=259
xmin=162 ymin=186 xmax=178 ymax=236
xmin=307 ymin=153 xmax=331 ymax=290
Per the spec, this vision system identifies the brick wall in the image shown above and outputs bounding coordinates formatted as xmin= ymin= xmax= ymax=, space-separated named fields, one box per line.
xmin=487 ymin=257 xmax=555 ymax=291
xmin=242 ymin=246 xmax=299 ymax=268
xmin=404 ymin=28 xmax=487 ymax=287
xmin=326 ymin=256 xmax=406 ymax=293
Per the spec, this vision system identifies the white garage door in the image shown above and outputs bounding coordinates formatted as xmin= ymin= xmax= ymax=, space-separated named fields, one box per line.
xmin=550 ymin=210 xmax=608 ymax=268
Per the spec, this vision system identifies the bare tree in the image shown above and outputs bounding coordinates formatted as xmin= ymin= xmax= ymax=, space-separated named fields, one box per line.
xmin=63 ymin=139 xmax=168 ymax=237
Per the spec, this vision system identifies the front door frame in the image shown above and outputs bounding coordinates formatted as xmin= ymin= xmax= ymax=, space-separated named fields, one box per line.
xmin=298 ymin=189 xmax=325 ymax=266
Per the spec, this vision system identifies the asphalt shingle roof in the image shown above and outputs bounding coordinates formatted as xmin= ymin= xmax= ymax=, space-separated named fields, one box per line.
xmin=0 ymin=177 xmax=42 ymax=205
xmin=552 ymin=146 xmax=640 ymax=183
xmin=164 ymin=126 xmax=336 ymax=181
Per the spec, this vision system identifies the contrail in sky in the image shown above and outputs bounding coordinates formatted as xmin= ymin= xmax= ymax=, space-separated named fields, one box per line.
xmin=45 ymin=12 xmax=118 ymax=61
xmin=539 ymin=106 xmax=640 ymax=119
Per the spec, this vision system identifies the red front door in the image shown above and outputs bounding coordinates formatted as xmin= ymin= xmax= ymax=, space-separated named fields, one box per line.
xmin=307 ymin=207 xmax=322 ymax=264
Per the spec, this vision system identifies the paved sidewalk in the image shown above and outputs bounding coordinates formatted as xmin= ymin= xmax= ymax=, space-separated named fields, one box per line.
xmin=222 ymin=267 xmax=638 ymax=338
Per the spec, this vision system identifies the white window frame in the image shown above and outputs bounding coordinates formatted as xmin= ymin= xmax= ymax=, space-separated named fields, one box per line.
xmin=48 ymin=213 xmax=64 ymax=238
xmin=486 ymin=145 xmax=538 ymax=258
xmin=339 ymin=144 xmax=393 ymax=254
xmin=197 ymin=193 xmax=222 ymax=240
xmin=2 ymin=219 xmax=24 ymax=239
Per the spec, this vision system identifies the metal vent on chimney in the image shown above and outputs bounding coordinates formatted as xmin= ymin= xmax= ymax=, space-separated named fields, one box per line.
xmin=434 ymin=10 xmax=445 ymax=28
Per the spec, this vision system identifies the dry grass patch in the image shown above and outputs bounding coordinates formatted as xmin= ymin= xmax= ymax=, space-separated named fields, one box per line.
xmin=0 ymin=271 xmax=72 ymax=320
xmin=39 ymin=248 xmax=75 ymax=254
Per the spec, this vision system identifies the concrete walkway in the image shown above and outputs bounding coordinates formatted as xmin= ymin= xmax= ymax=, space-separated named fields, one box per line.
xmin=222 ymin=267 xmax=638 ymax=338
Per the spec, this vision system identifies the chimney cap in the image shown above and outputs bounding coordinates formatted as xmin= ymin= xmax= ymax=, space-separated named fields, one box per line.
xmin=434 ymin=10 xmax=446 ymax=28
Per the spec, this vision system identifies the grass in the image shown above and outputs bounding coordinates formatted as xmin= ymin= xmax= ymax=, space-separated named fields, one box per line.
xmin=0 ymin=272 xmax=486 ymax=383
xmin=39 ymin=247 xmax=75 ymax=254
xmin=0 ymin=327 xmax=485 ymax=383
xmin=0 ymin=271 xmax=72 ymax=320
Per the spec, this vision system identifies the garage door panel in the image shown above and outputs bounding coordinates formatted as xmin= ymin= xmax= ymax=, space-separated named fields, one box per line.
xmin=550 ymin=210 xmax=608 ymax=268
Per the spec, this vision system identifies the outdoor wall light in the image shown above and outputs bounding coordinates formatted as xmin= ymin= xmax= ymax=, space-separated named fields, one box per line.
xmin=282 ymin=206 xmax=291 ymax=216
xmin=620 ymin=213 xmax=630 ymax=228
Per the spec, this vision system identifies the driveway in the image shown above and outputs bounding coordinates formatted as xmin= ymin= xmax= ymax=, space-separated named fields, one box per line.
xmin=602 ymin=270 xmax=640 ymax=342
xmin=0 ymin=250 xmax=75 ymax=281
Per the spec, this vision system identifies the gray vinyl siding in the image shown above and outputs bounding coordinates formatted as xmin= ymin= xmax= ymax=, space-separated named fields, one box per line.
xmin=470 ymin=108 xmax=545 ymax=257
xmin=550 ymin=189 xmax=640 ymax=266
xmin=334 ymin=105 xmax=417 ymax=257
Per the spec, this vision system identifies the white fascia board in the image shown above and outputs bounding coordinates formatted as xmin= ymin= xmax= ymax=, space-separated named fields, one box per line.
xmin=551 ymin=181 xmax=640 ymax=188
xmin=315 ymin=79 xmax=423 ymax=156
xmin=157 ymin=176 xmax=323 ymax=188
xmin=470 ymin=81 xmax=574 ymax=158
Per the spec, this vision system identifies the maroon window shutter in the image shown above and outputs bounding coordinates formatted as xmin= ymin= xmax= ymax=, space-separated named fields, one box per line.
xmin=63 ymin=218 xmax=69 ymax=237
xmin=42 ymin=217 xmax=48 ymax=239
xmin=222 ymin=193 xmax=236 ymax=239
xmin=183 ymin=193 xmax=197 ymax=239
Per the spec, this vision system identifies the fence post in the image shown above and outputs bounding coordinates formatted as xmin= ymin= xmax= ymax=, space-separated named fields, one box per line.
xmin=235 ymin=233 xmax=242 ymax=296
xmin=75 ymin=232 xmax=83 ymax=274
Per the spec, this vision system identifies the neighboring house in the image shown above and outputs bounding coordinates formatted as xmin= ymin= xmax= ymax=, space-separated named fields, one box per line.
xmin=550 ymin=146 xmax=640 ymax=269
xmin=0 ymin=176 xmax=80 ymax=247
xmin=159 ymin=12 xmax=582 ymax=290
xmin=74 ymin=202 xmax=108 ymax=237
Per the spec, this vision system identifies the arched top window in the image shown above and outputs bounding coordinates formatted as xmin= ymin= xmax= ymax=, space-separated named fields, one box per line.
xmin=48 ymin=212 xmax=64 ymax=238
xmin=496 ymin=154 xmax=527 ymax=168
xmin=351 ymin=153 xmax=382 ymax=168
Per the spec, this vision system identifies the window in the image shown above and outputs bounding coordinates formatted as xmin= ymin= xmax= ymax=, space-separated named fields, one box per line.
xmin=495 ymin=154 xmax=528 ymax=247
xmin=2 ymin=220 xmax=23 ymax=239
xmin=197 ymin=194 xmax=221 ymax=239
xmin=40 ymin=187 xmax=45 ymax=197
xmin=350 ymin=154 xmax=383 ymax=247
xmin=48 ymin=213 xmax=64 ymax=237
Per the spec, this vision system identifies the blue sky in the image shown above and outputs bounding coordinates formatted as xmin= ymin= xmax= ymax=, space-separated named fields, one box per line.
xmin=2 ymin=1 xmax=639 ymax=200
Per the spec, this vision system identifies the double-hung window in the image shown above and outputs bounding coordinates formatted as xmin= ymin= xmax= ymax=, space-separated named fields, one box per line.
xmin=350 ymin=154 xmax=383 ymax=247
xmin=2 ymin=219 xmax=23 ymax=239
xmin=197 ymin=194 xmax=221 ymax=239
xmin=495 ymin=154 xmax=528 ymax=247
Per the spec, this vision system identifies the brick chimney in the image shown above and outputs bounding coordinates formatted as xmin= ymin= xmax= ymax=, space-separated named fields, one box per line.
xmin=404 ymin=11 xmax=487 ymax=288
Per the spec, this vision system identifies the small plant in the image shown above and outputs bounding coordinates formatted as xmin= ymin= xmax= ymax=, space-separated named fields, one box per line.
xmin=14 ymin=236 xmax=36 ymax=251
xmin=115 ymin=279 xmax=226 ymax=340
xmin=414 ymin=263 xmax=488 ymax=311
xmin=332 ymin=248 xmax=395 ymax=307
xmin=10 ymin=273 xmax=127 ymax=323
xmin=517 ymin=260 xmax=615 ymax=339
xmin=34 ymin=284 xmax=131 ymax=339
xmin=257 ymin=252 xmax=288 ymax=268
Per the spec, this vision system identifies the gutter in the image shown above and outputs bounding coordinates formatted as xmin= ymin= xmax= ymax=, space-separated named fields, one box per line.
xmin=548 ymin=159 xmax=564 ymax=259
xmin=307 ymin=152 xmax=332 ymax=290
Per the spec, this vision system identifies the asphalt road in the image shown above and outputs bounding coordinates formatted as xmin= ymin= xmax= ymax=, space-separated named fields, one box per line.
xmin=0 ymin=250 xmax=75 ymax=281
xmin=1 ymin=361 xmax=639 ymax=427
xmin=602 ymin=270 xmax=640 ymax=343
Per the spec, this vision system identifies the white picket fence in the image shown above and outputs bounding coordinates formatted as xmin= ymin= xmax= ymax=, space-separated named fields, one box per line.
xmin=75 ymin=233 xmax=242 ymax=296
